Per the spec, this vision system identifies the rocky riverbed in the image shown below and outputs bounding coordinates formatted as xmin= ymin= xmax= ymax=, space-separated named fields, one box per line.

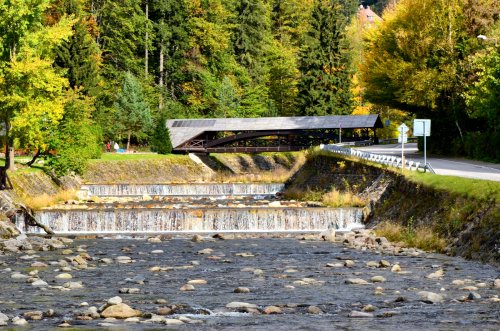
xmin=0 ymin=233 xmax=499 ymax=330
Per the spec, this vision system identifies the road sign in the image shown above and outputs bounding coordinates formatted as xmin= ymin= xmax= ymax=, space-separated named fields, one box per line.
xmin=398 ymin=123 xmax=409 ymax=133
xmin=413 ymin=119 xmax=431 ymax=136
xmin=398 ymin=133 xmax=408 ymax=143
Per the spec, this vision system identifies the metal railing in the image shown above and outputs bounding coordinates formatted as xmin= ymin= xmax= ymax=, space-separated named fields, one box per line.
xmin=320 ymin=144 xmax=433 ymax=173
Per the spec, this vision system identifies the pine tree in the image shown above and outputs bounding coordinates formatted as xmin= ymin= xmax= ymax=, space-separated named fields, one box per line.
xmin=114 ymin=72 xmax=152 ymax=150
xmin=232 ymin=0 xmax=272 ymax=85
xmin=55 ymin=19 xmax=101 ymax=95
xmin=297 ymin=0 xmax=357 ymax=116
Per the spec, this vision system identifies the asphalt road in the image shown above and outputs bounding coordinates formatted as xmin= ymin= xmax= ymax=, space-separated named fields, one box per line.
xmin=354 ymin=143 xmax=500 ymax=182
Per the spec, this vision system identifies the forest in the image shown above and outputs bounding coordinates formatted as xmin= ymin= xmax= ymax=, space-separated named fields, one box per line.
xmin=0 ymin=0 xmax=498 ymax=176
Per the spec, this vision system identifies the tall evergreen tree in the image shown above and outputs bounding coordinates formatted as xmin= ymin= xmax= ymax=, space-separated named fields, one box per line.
xmin=114 ymin=72 xmax=152 ymax=150
xmin=232 ymin=0 xmax=272 ymax=85
xmin=55 ymin=19 xmax=101 ymax=95
xmin=297 ymin=0 xmax=357 ymax=116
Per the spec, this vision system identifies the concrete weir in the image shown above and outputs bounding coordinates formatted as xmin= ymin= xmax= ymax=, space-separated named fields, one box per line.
xmin=81 ymin=183 xmax=286 ymax=197
xmin=18 ymin=183 xmax=365 ymax=234
xmin=19 ymin=207 xmax=363 ymax=234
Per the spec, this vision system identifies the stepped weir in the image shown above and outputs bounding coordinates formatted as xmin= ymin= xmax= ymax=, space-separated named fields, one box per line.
xmin=18 ymin=183 xmax=365 ymax=234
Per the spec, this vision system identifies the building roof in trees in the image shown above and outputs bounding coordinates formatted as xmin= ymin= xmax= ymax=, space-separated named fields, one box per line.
xmin=358 ymin=5 xmax=382 ymax=26
xmin=167 ymin=114 xmax=384 ymax=151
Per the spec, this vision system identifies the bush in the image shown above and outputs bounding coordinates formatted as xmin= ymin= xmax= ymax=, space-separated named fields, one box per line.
xmin=150 ymin=113 xmax=172 ymax=154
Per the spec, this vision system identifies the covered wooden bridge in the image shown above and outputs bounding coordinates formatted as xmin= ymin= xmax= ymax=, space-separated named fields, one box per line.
xmin=167 ymin=114 xmax=384 ymax=153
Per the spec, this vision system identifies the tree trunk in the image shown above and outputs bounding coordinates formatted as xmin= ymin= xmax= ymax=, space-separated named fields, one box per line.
xmin=159 ymin=42 xmax=164 ymax=87
xmin=26 ymin=149 xmax=41 ymax=167
xmin=145 ymin=0 xmax=149 ymax=77
xmin=127 ymin=132 xmax=131 ymax=151
xmin=4 ymin=120 xmax=15 ymax=171
xmin=159 ymin=41 xmax=164 ymax=110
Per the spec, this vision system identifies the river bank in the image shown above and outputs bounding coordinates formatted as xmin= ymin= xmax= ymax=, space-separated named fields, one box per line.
xmin=0 ymin=234 xmax=499 ymax=329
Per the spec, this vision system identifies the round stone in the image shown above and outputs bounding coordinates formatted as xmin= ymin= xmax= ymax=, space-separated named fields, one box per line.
xmin=234 ymin=287 xmax=251 ymax=293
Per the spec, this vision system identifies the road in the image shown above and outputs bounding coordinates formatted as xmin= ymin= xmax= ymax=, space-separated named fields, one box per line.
xmin=354 ymin=143 xmax=500 ymax=182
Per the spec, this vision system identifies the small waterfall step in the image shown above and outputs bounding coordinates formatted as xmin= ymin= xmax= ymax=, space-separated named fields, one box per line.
xmin=19 ymin=207 xmax=364 ymax=234
xmin=80 ymin=183 xmax=285 ymax=197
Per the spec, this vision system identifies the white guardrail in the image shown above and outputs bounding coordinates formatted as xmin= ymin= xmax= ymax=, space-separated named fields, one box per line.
xmin=320 ymin=144 xmax=433 ymax=173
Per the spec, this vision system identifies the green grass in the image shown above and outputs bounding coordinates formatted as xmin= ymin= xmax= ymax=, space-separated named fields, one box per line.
xmin=405 ymin=171 xmax=500 ymax=202
xmin=89 ymin=153 xmax=185 ymax=162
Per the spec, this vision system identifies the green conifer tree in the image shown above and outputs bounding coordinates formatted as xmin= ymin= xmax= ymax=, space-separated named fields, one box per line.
xmin=297 ymin=0 xmax=357 ymax=116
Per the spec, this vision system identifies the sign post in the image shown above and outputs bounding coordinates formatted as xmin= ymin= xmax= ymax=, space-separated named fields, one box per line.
xmin=413 ymin=119 xmax=431 ymax=167
xmin=397 ymin=123 xmax=409 ymax=170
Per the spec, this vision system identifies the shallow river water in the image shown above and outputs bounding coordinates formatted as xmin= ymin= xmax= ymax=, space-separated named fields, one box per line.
xmin=0 ymin=236 xmax=498 ymax=330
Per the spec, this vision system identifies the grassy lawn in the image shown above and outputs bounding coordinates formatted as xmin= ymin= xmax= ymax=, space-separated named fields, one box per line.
xmin=405 ymin=170 xmax=500 ymax=202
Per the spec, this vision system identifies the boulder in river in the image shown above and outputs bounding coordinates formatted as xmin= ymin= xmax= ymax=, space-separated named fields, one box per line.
xmin=418 ymin=291 xmax=444 ymax=304
xmin=100 ymin=303 xmax=141 ymax=319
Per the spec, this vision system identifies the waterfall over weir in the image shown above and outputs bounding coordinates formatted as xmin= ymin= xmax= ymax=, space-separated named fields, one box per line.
xmin=18 ymin=182 xmax=366 ymax=234
xmin=81 ymin=183 xmax=285 ymax=197
xmin=21 ymin=207 xmax=364 ymax=234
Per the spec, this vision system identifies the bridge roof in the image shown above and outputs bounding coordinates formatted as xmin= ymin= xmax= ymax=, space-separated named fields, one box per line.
xmin=167 ymin=114 xmax=383 ymax=149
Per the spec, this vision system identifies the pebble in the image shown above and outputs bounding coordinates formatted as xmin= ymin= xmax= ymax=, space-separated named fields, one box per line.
xmin=30 ymin=261 xmax=48 ymax=268
xmin=155 ymin=299 xmax=168 ymax=304
xmin=226 ymin=302 xmax=258 ymax=309
xmin=391 ymin=264 xmax=401 ymax=272
xmin=31 ymin=279 xmax=48 ymax=287
xmin=306 ymin=306 xmax=322 ymax=314
xmin=0 ymin=312 xmax=8 ymax=326
xmin=23 ymin=311 xmax=43 ymax=320
xmin=344 ymin=260 xmax=355 ymax=267
xmin=452 ymin=279 xmax=465 ymax=286
xmin=119 ymin=288 xmax=140 ymax=294
xmin=180 ymin=284 xmax=195 ymax=291
xmin=326 ymin=263 xmax=343 ymax=268
xmin=349 ymin=310 xmax=374 ymax=318
xmin=55 ymin=273 xmax=73 ymax=279
xmin=151 ymin=250 xmax=164 ymax=254
xmin=156 ymin=307 xmax=172 ymax=315
xmin=494 ymin=279 xmax=500 ymax=289
xmin=11 ymin=273 xmax=29 ymax=279
xmin=12 ymin=317 xmax=28 ymax=326
xmin=461 ymin=286 xmax=478 ymax=291
xmin=234 ymin=287 xmax=251 ymax=293
xmin=371 ymin=276 xmax=386 ymax=283
xmin=147 ymin=237 xmax=162 ymax=243
xmin=379 ymin=260 xmax=391 ymax=267
xmin=58 ymin=322 xmax=71 ymax=328
xmin=345 ymin=278 xmax=369 ymax=285
xmin=366 ymin=261 xmax=379 ymax=268
xmin=191 ymin=235 xmax=204 ymax=242
xmin=100 ymin=303 xmax=141 ymax=319
xmin=263 ymin=306 xmax=282 ymax=314
xmin=187 ymin=279 xmax=207 ymax=285
xmin=165 ymin=319 xmax=184 ymax=325
xmin=362 ymin=304 xmax=377 ymax=312
xmin=426 ymin=269 xmax=444 ymax=279
xmin=63 ymin=281 xmax=84 ymax=289
xmin=197 ymin=248 xmax=213 ymax=255
xmin=108 ymin=296 xmax=123 ymax=305
xmin=418 ymin=291 xmax=444 ymax=304
xmin=115 ymin=256 xmax=133 ymax=264
xmin=468 ymin=292 xmax=481 ymax=300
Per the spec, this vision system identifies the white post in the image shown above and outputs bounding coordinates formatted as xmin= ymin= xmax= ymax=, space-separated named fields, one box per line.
xmin=339 ymin=125 xmax=342 ymax=144
xmin=401 ymin=127 xmax=405 ymax=170
xmin=423 ymin=121 xmax=427 ymax=166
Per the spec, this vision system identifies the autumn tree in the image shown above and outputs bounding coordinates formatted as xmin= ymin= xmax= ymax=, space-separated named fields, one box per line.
xmin=360 ymin=0 xmax=499 ymax=157
xmin=0 ymin=0 xmax=74 ymax=171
